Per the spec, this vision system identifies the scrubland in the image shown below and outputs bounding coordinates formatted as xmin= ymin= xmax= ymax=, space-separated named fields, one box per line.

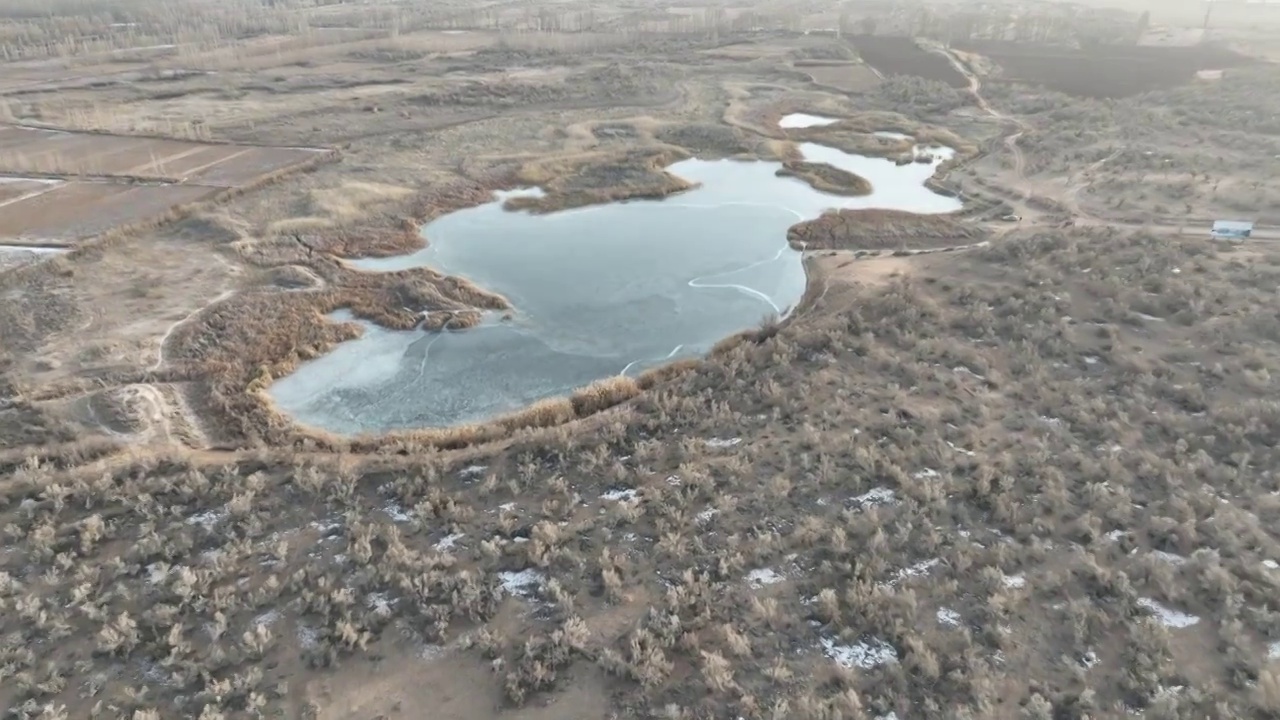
xmin=7 ymin=229 xmax=1280 ymax=720
xmin=4 ymin=0 xmax=1280 ymax=718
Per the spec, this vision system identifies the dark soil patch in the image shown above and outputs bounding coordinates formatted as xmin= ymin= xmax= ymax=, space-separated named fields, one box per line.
xmin=850 ymin=35 xmax=967 ymax=88
xmin=955 ymin=40 xmax=1260 ymax=98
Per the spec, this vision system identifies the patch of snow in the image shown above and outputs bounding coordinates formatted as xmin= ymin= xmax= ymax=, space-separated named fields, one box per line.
xmin=947 ymin=440 xmax=976 ymax=457
xmin=498 ymin=502 xmax=517 ymax=513
xmin=747 ymin=569 xmax=785 ymax=588
xmin=912 ymin=468 xmax=940 ymax=480
xmin=1038 ymin=416 xmax=1065 ymax=428
xmin=888 ymin=558 xmax=939 ymax=586
xmin=1137 ymin=598 xmax=1199 ymax=628
xmin=383 ymin=503 xmax=412 ymax=522
xmin=186 ymin=509 xmax=226 ymax=529
xmin=820 ymin=636 xmax=898 ymax=669
xmin=420 ymin=644 xmax=447 ymax=661
xmin=1080 ymin=649 xmax=1099 ymax=669
xmin=459 ymin=465 xmax=487 ymax=478
xmin=499 ymin=569 xmax=545 ymax=599
xmin=705 ymin=437 xmax=743 ymax=448
xmin=1083 ymin=356 xmax=1101 ymax=365
xmin=1269 ymin=641 xmax=1280 ymax=660
xmin=1106 ymin=529 xmax=1127 ymax=542
xmin=146 ymin=563 xmax=170 ymax=585
xmin=311 ymin=520 xmax=342 ymax=537
xmin=435 ymin=533 xmax=465 ymax=551
xmin=254 ymin=609 xmax=280 ymax=628
xmin=1151 ymin=550 xmax=1187 ymax=566
xmin=1002 ymin=574 xmax=1026 ymax=589
xmin=666 ymin=474 xmax=682 ymax=486
xmin=937 ymin=608 xmax=961 ymax=627
xmin=779 ymin=112 xmax=840 ymax=129
xmin=367 ymin=592 xmax=396 ymax=614
xmin=601 ymin=488 xmax=639 ymax=502
xmin=297 ymin=624 xmax=320 ymax=648
xmin=852 ymin=487 xmax=898 ymax=508
xmin=696 ymin=508 xmax=718 ymax=525
xmin=1263 ymin=559 xmax=1278 ymax=570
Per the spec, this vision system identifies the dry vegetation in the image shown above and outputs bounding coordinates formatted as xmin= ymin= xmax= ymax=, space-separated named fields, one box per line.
xmin=775 ymin=160 xmax=873 ymax=196
xmin=789 ymin=208 xmax=987 ymax=251
xmin=4 ymin=0 xmax=1280 ymax=718
xmin=9 ymin=230 xmax=1280 ymax=720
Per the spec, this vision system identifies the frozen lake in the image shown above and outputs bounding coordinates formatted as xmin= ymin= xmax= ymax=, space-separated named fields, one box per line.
xmin=269 ymin=130 xmax=961 ymax=433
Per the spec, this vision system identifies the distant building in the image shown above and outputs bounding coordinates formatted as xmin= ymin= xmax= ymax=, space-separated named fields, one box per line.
xmin=1211 ymin=219 xmax=1254 ymax=240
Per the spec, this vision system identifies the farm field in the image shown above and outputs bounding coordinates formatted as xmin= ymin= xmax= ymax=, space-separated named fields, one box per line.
xmin=0 ymin=125 xmax=331 ymax=243
xmin=954 ymin=40 xmax=1259 ymax=97
xmin=0 ymin=181 xmax=220 ymax=242
xmin=850 ymin=35 xmax=968 ymax=88
xmin=2 ymin=0 xmax=1280 ymax=719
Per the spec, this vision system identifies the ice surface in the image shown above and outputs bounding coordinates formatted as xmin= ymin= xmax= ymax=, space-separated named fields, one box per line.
xmin=271 ymin=141 xmax=960 ymax=433
xmin=778 ymin=112 xmax=840 ymax=128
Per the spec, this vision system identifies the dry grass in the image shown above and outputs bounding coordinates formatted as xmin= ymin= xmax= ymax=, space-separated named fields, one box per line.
xmin=788 ymin=208 xmax=987 ymax=251
xmin=8 ymin=228 xmax=1280 ymax=719
xmin=7 ymin=5 xmax=1280 ymax=720
xmin=503 ymin=147 xmax=695 ymax=214
xmin=775 ymin=160 xmax=873 ymax=196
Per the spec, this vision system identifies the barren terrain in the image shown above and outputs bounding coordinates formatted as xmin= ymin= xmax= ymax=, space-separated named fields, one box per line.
xmin=3 ymin=0 xmax=1280 ymax=719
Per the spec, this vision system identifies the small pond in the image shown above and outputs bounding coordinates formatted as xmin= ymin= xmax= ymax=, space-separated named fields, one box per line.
xmin=269 ymin=118 xmax=962 ymax=434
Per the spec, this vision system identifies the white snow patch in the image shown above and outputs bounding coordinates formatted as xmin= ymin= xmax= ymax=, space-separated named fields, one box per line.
xmin=779 ymin=112 xmax=840 ymax=128
xmin=384 ymin=503 xmax=412 ymax=522
xmin=937 ymin=608 xmax=961 ymax=627
xmin=1137 ymin=598 xmax=1199 ymax=628
xmin=499 ymin=569 xmax=545 ymax=598
xmin=601 ymin=488 xmax=639 ymax=502
xmin=912 ymin=468 xmax=939 ymax=480
xmin=498 ymin=502 xmax=517 ymax=513
xmin=705 ymin=437 xmax=742 ymax=448
xmin=820 ymin=636 xmax=898 ymax=669
xmin=186 ymin=509 xmax=226 ymax=529
xmin=367 ymin=592 xmax=396 ymax=614
xmin=435 ymin=533 xmax=465 ymax=551
xmin=887 ymin=558 xmax=939 ymax=586
xmin=297 ymin=624 xmax=321 ymax=648
xmin=1083 ymin=356 xmax=1101 ymax=365
xmin=1263 ymin=559 xmax=1278 ymax=570
xmin=1080 ymin=649 xmax=1099 ymax=669
xmin=420 ymin=644 xmax=447 ymax=661
xmin=1105 ymin=529 xmax=1127 ymax=542
xmin=852 ymin=487 xmax=898 ymax=508
xmin=1269 ymin=641 xmax=1280 ymax=660
xmin=1002 ymin=574 xmax=1026 ymax=589
xmin=747 ymin=569 xmax=785 ymax=588
xmin=254 ymin=609 xmax=281 ymax=628
xmin=459 ymin=465 xmax=488 ymax=478
xmin=1151 ymin=550 xmax=1187 ymax=566
xmin=146 ymin=563 xmax=170 ymax=585
xmin=696 ymin=508 xmax=718 ymax=525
